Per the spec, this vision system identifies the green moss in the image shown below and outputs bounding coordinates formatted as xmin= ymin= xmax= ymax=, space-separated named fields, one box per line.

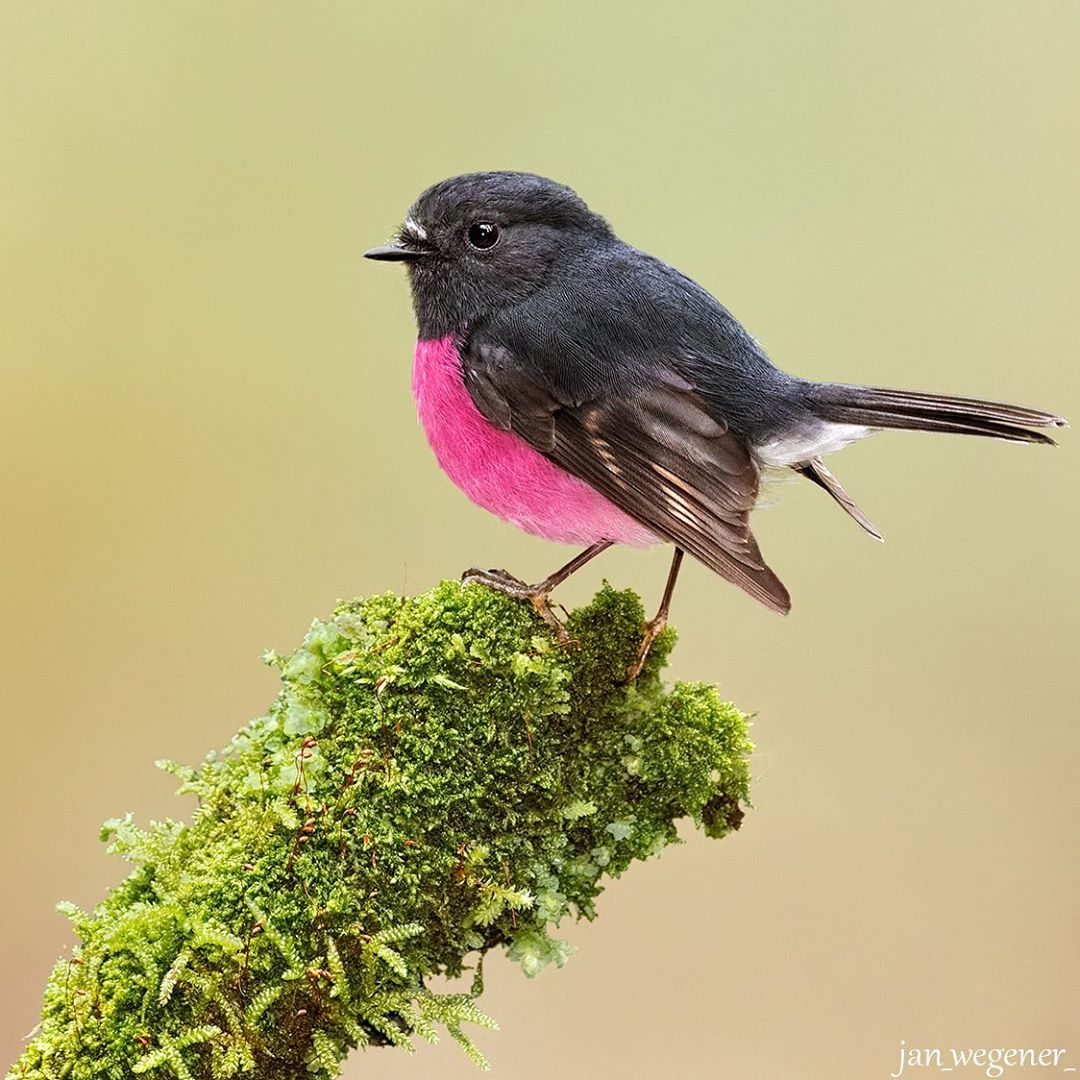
xmin=8 ymin=581 xmax=752 ymax=1079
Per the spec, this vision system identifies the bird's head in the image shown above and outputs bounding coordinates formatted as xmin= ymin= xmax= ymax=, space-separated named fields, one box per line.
xmin=365 ymin=171 xmax=613 ymax=339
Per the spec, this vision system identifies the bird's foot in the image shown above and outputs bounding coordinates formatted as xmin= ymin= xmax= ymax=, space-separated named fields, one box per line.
xmin=461 ymin=566 xmax=531 ymax=596
xmin=626 ymin=612 xmax=668 ymax=681
xmin=461 ymin=567 xmax=570 ymax=642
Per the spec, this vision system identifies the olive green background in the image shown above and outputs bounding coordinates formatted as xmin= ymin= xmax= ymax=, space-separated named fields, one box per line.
xmin=2 ymin=3 xmax=1077 ymax=1077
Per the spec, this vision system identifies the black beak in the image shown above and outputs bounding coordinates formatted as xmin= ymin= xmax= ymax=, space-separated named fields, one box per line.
xmin=363 ymin=242 xmax=430 ymax=262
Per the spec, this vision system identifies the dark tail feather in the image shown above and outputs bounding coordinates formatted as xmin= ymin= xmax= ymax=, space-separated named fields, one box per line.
xmin=810 ymin=383 xmax=1067 ymax=445
xmin=795 ymin=458 xmax=883 ymax=541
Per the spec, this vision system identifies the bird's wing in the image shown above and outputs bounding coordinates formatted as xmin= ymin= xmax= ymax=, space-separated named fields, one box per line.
xmin=463 ymin=339 xmax=791 ymax=614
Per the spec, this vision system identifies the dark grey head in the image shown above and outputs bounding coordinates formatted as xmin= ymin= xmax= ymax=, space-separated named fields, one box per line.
xmin=365 ymin=172 xmax=614 ymax=339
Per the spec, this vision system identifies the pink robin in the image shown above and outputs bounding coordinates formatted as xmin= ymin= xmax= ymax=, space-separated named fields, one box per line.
xmin=366 ymin=172 xmax=1066 ymax=677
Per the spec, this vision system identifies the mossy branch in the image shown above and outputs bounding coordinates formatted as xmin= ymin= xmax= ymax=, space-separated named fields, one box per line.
xmin=8 ymin=581 xmax=752 ymax=1079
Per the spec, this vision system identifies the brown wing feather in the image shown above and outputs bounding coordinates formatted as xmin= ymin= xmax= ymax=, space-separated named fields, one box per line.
xmin=464 ymin=347 xmax=791 ymax=614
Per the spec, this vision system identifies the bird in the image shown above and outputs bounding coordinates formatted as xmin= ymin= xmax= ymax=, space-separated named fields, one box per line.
xmin=365 ymin=172 xmax=1066 ymax=678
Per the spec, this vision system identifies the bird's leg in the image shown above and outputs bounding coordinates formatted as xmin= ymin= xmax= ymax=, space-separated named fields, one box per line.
xmin=462 ymin=541 xmax=614 ymax=640
xmin=627 ymin=547 xmax=685 ymax=680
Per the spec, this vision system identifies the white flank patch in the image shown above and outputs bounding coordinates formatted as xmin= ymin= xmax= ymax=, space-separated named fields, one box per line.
xmin=753 ymin=421 xmax=871 ymax=467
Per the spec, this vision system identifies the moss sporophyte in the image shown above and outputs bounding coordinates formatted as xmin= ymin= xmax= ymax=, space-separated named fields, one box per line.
xmin=8 ymin=581 xmax=752 ymax=1078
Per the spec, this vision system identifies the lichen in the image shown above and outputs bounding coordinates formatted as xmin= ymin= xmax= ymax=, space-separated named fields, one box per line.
xmin=7 ymin=581 xmax=752 ymax=1079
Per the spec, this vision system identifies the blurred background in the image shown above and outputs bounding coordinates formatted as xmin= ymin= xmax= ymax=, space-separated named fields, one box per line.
xmin=2 ymin=3 xmax=1077 ymax=1077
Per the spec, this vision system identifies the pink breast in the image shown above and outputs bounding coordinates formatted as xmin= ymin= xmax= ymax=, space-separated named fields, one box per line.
xmin=412 ymin=335 xmax=656 ymax=547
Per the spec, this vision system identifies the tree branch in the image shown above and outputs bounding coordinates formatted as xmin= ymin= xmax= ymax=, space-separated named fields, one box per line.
xmin=8 ymin=581 xmax=752 ymax=1078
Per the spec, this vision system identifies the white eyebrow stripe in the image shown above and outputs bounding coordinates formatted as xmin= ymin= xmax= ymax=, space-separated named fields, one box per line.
xmin=403 ymin=218 xmax=427 ymax=241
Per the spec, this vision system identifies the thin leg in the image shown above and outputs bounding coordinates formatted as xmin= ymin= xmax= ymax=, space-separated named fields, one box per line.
xmin=462 ymin=541 xmax=615 ymax=639
xmin=627 ymin=547 xmax=684 ymax=680
xmin=534 ymin=540 xmax=615 ymax=593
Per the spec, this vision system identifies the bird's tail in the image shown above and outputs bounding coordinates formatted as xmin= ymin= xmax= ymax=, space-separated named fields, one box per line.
xmin=808 ymin=383 xmax=1067 ymax=445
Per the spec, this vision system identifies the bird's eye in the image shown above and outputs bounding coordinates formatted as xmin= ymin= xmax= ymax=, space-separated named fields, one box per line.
xmin=467 ymin=222 xmax=500 ymax=250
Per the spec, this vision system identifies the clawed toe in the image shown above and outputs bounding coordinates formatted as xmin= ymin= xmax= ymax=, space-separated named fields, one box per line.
xmin=461 ymin=567 xmax=530 ymax=594
xmin=626 ymin=615 xmax=667 ymax=681
xmin=529 ymin=594 xmax=571 ymax=643
xmin=461 ymin=566 xmax=570 ymax=642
